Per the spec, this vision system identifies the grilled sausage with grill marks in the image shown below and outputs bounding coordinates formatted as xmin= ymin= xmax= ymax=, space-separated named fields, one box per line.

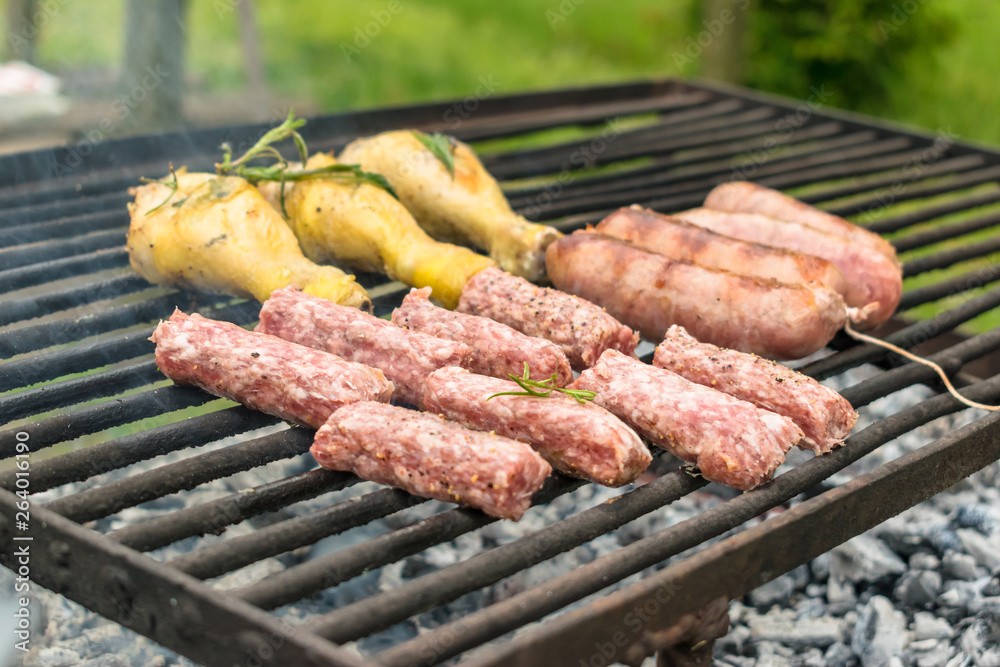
xmin=424 ymin=366 xmax=651 ymax=486
xmin=256 ymin=287 xmax=471 ymax=408
xmin=704 ymin=181 xmax=901 ymax=268
xmin=311 ymin=401 xmax=551 ymax=521
xmin=545 ymin=231 xmax=846 ymax=360
xmin=456 ymin=266 xmax=638 ymax=369
xmin=151 ymin=309 xmax=393 ymax=428
xmin=654 ymin=325 xmax=858 ymax=454
xmin=675 ymin=207 xmax=901 ymax=329
xmin=569 ymin=350 xmax=803 ymax=490
xmin=596 ymin=205 xmax=848 ymax=297
xmin=393 ymin=287 xmax=573 ymax=386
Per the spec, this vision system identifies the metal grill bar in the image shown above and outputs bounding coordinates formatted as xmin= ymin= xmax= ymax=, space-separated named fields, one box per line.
xmin=0 ymin=273 xmax=147 ymax=327
xmin=0 ymin=407 xmax=276 ymax=493
xmin=0 ymin=360 xmax=163 ymax=424
xmin=456 ymin=397 xmax=1000 ymax=667
xmin=304 ymin=470 xmax=706 ymax=644
xmin=110 ymin=468 xmax=357 ymax=552
xmin=0 ymin=247 xmax=130 ymax=292
xmin=504 ymin=123 xmax=862 ymax=206
xmin=0 ymin=385 xmax=213 ymax=457
xmin=0 ymin=210 xmax=128 ymax=247
xmin=1 ymin=78 xmax=999 ymax=667
xmin=44 ymin=427 xmax=313 ymax=523
xmin=866 ymin=189 xmax=1000 ymax=235
xmin=389 ymin=376 xmax=1000 ymax=667
xmin=0 ymin=300 xmax=258 ymax=391
xmin=168 ymin=487 xmax=427 ymax=580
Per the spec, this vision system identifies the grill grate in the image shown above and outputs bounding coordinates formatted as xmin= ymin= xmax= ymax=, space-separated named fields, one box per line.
xmin=3 ymin=78 xmax=1000 ymax=667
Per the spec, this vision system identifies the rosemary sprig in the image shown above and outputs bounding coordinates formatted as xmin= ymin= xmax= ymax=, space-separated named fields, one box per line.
xmin=214 ymin=111 xmax=398 ymax=211
xmin=141 ymin=162 xmax=179 ymax=214
xmin=412 ymin=130 xmax=456 ymax=179
xmin=486 ymin=362 xmax=596 ymax=405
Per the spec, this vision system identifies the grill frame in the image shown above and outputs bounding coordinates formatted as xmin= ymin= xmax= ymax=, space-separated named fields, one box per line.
xmin=3 ymin=77 xmax=1000 ymax=667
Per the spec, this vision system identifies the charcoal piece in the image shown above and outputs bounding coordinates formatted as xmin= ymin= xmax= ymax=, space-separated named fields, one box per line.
xmin=894 ymin=570 xmax=942 ymax=608
xmin=941 ymin=551 xmax=982 ymax=581
xmin=850 ymin=595 xmax=906 ymax=667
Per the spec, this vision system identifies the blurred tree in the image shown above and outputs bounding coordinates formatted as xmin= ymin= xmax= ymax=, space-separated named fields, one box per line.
xmin=119 ymin=0 xmax=187 ymax=134
xmin=6 ymin=0 xmax=37 ymax=63
xmin=740 ymin=0 xmax=956 ymax=109
xmin=700 ymin=0 xmax=753 ymax=82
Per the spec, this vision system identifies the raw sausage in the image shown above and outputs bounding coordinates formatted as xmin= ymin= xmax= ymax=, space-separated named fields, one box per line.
xmin=456 ymin=266 xmax=638 ymax=369
xmin=393 ymin=287 xmax=572 ymax=386
xmin=424 ymin=366 xmax=651 ymax=486
xmin=311 ymin=401 xmax=552 ymax=520
xmin=256 ymin=287 xmax=471 ymax=408
xmin=569 ymin=350 xmax=803 ymax=490
xmin=151 ymin=309 xmax=393 ymax=428
xmin=545 ymin=231 xmax=846 ymax=360
xmin=653 ymin=325 xmax=858 ymax=454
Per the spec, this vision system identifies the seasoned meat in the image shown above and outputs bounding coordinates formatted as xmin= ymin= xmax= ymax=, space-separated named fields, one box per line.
xmin=675 ymin=207 xmax=901 ymax=329
xmin=545 ymin=231 xmax=845 ymax=360
xmin=456 ymin=266 xmax=638 ymax=369
xmin=340 ymin=130 xmax=561 ymax=282
xmin=127 ymin=172 xmax=370 ymax=310
xmin=596 ymin=205 xmax=848 ymax=297
xmin=654 ymin=325 xmax=858 ymax=454
xmin=256 ymin=287 xmax=471 ymax=408
xmin=704 ymin=181 xmax=901 ymax=268
xmin=151 ymin=309 xmax=393 ymax=428
xmin=393 ymin=287 xmax=573 ymax=386
xmin=424 ymin=366 xmax=651 ymax=486
xmin=257 ymin=152 xmax=496 ymax=309
xmin=570 ymin=350 xmax=803 ymax=490
xmin=311 ymin=401 xmax=551 ymax=520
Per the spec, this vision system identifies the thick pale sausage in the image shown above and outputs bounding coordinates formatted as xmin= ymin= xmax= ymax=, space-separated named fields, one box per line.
xmin=456 ymin=266 xmax=638 ymax=369
xmin=424 ymin=366 xmax=651 ymax=486
xmin=675 ymin=207 xmax=902 ymax=329
xmin=545 ymin=231 xmax=846 ymax=360
xmin=596 ymin=205 xmax=848 ymax=297
xmin=311 ymin=402 xmax=551 ymax=520
xmin=151 ymin=309 xmax=393 ymax=428
xmin=704 ymin=181 xmax=900 ymax=268
xmin=569 ymin=350 xmax=803 ymax=490
xmin=653 ymin=325 xmax=858 ymax=454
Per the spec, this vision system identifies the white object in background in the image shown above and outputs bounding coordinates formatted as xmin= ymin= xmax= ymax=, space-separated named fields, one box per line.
xmin=0 ymin=60 xmax=71 ymax=125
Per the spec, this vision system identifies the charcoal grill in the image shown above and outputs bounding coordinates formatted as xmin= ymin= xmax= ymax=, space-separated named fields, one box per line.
xmin=3 ymin=77 xmax=1000 ymax=667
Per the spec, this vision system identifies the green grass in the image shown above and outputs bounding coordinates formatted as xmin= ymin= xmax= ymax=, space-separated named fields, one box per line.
xmin=8 ymin=0 xmax=998 ymax=147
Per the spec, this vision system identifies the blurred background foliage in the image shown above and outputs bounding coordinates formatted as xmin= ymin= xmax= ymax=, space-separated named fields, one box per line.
xmin=1 ymin=0 xmax=997 ymax=147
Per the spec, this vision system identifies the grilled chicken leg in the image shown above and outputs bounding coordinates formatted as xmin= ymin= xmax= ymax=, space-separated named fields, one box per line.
xmin=258 ymin=153 xmax=496 ymax=309
xmin=339 ymin=130 xmax=562 ymax=282
xmin=127 ymin=171 xmax=371 ymax=309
